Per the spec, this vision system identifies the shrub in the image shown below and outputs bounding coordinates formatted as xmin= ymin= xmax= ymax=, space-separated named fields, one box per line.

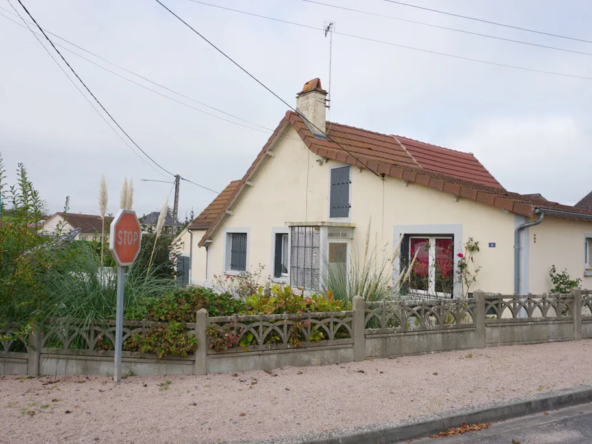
xmin=550 ymin=265 xmax=581 ymax=294
xmin=211 ymin=264 xmax=271 ymax=299
xmin=206 ymin=286 xmax=350 ymax=352
xmin=141 ymin=286 xmax=246 ymax=322
xmin=126 ymin=320 xmax=197 ymax=358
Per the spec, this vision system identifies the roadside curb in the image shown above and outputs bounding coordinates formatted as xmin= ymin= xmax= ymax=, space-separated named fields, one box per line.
xmin=241 ymin=385 xmax=592 ymax=444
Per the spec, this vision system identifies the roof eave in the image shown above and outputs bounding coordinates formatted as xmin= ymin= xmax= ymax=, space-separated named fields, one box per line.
xmin=197 ymin=116 xmax=293 ymax=247
xmin=535 ymin=208 xmax=592 ymax=222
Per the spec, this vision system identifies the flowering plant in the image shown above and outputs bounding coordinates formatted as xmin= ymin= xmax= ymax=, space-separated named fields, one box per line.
xmin=456 ymin=238 xmax=481 ymax=297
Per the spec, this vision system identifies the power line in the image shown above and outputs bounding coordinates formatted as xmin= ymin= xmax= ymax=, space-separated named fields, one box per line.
xmin=14 ymin=0 xmax=175 ymax=177
xmin=384 ymin=0 xmax=592 ymax=45
xmin=157 ymin=0 xmax=382 ymax=177
xmin=0 ymin=8 xmax=304 ymax=141
xmin=0 ymin=5 xmax=273 ymax=132
xmin=185 ymin=0 xmax=592 ymax=81
xmin=4 ymin=1 xmax=168 ymax=178
xmin=180 ymin=177 xmax=219 ymax=194
xmin=302 ymin=0 xmax=592 ymax=57
xmin=141 ymin=179 xmax=175 ymax=184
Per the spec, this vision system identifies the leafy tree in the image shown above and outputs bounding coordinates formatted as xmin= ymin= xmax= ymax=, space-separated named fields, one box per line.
xmin=133 ymin=232 xmax=180 ymax=280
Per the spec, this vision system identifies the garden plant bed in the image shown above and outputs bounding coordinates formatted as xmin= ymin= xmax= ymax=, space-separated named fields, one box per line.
xmin=1 ymin=340 xmax=592 ymax=444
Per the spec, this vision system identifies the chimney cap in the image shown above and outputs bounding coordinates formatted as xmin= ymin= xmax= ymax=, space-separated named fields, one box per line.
xmin=297 ymin=78 xmax=327 ymax=96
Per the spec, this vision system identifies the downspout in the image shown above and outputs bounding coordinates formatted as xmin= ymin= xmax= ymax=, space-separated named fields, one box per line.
xmin=205 ymin=244 xmax=210 ymax=288
xmin=514 ymin=210 xmax=545 ymax=294
xmin=189 ymin=230 xmax=193 ymax=286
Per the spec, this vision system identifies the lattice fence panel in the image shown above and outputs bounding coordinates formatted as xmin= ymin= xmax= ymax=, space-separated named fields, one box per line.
xmin=364 ymin=299 xmax=475 ymax=334
xmin=208 ymin=311 xmax=353 ymax=353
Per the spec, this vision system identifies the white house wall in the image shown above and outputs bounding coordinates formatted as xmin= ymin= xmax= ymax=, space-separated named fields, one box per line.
xmin=190 ymin=230 xmax=207 ymax=287
xmin=528 ymin=217 xmax=592 ymax=294
xmin=205 ymin=125 xmax=519 ymax=295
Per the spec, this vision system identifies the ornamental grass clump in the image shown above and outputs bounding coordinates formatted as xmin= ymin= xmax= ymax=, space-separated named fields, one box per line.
xmin=147 ymin=197 xmax=168 ymax=276
xmin=99 ymin=174 xmax=108 ymax=267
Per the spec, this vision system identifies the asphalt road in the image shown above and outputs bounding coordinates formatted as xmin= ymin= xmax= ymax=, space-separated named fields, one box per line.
xmin=402 ymin=401 xmax=592 ymax=444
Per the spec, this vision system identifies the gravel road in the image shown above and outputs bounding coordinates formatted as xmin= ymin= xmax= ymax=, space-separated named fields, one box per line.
xmin=1 ymin=340 xmax=592 ymax=444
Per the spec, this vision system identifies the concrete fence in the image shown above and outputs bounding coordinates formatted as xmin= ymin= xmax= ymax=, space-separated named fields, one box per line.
xmin=2 ymin=290 xmax=591 ymax=376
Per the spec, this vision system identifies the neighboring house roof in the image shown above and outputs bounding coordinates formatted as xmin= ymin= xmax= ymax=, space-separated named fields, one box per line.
xmin=187 ymin=180 xmax=241 ymax=230
xmin=199 ymin=111 xmax=592 ymax=247
xmin=53 ymin=212 xmax=112 ymax=234
xmin=576 ymin=191 xmax=592 ymax=211
xmin=140 ymin=212 xmax=181 ymax=227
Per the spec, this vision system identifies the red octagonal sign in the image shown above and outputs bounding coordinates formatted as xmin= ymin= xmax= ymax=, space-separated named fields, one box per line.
xmin=109 ymin=210 xmax=142 ymax=266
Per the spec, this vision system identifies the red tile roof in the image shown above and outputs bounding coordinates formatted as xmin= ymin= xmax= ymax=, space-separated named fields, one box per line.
xmin=198 ymin=111 xmax=592 ymax=247
xmin=187 ymin=181 xmax=241 ymax=230
xmin=393 ymin=135 xmax=503 ymax=188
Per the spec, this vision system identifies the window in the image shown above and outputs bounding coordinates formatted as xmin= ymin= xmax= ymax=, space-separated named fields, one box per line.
xmin=290 ymin=226 xmax=320 ymax=290
xmin=407 ymin=236 xmax=454 ymax=296
xmin=274 ymin=233 xmax=289 ymax=278
xmin=330 ymin=166 xmax=351 ymax=218
xmin=585 ymin=237 xmax=592 ymax=272
xmin=228 ymin=233 xmax=247 ymax=272
xmin=328 ymin=241 xmax=348 ymax=280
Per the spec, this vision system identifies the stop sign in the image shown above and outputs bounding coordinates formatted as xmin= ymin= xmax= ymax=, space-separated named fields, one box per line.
xmin=109 ymin=210 xmax=142 ymax=266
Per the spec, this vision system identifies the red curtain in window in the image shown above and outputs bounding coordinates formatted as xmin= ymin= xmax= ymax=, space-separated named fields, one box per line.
xmin=410 ymin=238 xmax=429 ymax=277
xmin=435 ymin=238 xmax=453 ymax=278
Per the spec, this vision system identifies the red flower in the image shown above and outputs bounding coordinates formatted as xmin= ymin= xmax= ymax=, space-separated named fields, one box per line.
xmin=457 ymin=253 xmax=464 ymax=258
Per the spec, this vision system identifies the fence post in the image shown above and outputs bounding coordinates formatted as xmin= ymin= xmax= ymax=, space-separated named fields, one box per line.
xmin=474 ymin=290 xmax=486 ymax=349
xmin=573 ymin=289 xmax=582 ymax=341
xmin=353 ymin=295 xmax=366 ymax=362
xmin=27 ymin=322 xmax=42 ymax=377
xmin=195 ymin=309 xmax=208 ymax=375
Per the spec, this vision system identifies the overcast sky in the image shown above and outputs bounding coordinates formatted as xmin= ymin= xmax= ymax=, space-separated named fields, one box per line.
xmin=1 ymin=0 xmax=591 ymax=220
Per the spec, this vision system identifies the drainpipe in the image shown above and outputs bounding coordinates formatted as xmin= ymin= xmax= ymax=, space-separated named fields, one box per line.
xmin=205 ymin=244 xmax=210 ymax=288
xmin=514 ymin=210 xmax=545 ymax=294
xmin=189 ymin=230 xmax=193 ymax=286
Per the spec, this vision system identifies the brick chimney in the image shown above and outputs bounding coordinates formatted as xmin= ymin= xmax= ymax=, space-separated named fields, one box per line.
xmin=296 ymin=78 xmax=327 ymax=138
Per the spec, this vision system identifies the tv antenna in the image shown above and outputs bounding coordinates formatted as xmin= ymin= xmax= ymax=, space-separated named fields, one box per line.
xmin=324 ymin=21 xmax=335 ymax=111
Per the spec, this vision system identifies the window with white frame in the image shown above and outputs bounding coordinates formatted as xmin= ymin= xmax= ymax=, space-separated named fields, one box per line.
xmin=585 ymin=237 xmax=592 ymax=272
xmin=405 ymin=236 xmax=454 ymax=296
xmin=227 ymin=232 xmax=247 ymax=272
xmin=274 ymin=233 xmax=289 ymax=279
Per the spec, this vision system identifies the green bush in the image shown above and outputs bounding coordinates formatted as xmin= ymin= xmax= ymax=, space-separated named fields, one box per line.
xmin=140 ymin=286 xmax=246 ymax=322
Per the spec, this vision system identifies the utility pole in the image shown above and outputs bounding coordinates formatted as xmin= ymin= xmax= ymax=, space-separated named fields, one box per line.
xmin=172 ymin=174 xmax=180 ymax=236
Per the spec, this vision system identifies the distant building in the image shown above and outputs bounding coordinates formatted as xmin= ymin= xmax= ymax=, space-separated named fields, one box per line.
xmin=576 ymin=191 xmax=592 ymax=211
xmin=140 ymin=212 xmax=181 ymax=234
xmin=42 ymin=212 xmax=112 ymax=241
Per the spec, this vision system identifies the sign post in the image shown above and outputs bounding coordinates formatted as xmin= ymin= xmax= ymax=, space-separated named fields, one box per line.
xmin=109 ymin=210 xmax=142 ymax=383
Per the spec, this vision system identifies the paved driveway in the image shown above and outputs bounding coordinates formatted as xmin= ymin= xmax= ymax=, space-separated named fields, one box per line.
xmin=404 ymin=402 xmax=592 ymax=444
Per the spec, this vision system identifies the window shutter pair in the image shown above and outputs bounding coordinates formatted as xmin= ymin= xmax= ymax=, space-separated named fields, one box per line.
xmin=330 ymin=166 xmax=351 ymax=218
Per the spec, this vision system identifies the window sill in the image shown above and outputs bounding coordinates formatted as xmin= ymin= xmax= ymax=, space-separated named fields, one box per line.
xmin=272 ymin=277 xmax=289 ymax=285
xmin=224 ymin=270 xmax=245 ymax=277
xmin=584 ymin=269 xmax=592 ymax=277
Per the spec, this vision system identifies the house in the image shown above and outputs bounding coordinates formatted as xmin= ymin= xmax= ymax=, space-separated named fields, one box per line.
xmin=177 ymin=181 xmax=241 ymax=287
xmin=140 ymin=212 xmax=181 ymax=234
xmin=42 ymin=212 xmax=112 ymax=241
xmin=185 ymin=78 xmax=592 ymax=297
xmin=576 ymin=191 xmax=592 ymax=211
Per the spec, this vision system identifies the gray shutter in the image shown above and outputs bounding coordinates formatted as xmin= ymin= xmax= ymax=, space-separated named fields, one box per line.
xmin=330 ymin=166 xmax=351 ymax=218
xmin=230 ymin=233 xmax=247 ymax=271
xmin=176 ymin=256 xmax=190 ymax=287
xmin=274 ymin=234 xmax=283 ymax=278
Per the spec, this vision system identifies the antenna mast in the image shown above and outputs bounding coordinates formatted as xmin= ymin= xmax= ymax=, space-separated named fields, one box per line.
xmin=324 ymin=21 xmax=335 ymax=110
